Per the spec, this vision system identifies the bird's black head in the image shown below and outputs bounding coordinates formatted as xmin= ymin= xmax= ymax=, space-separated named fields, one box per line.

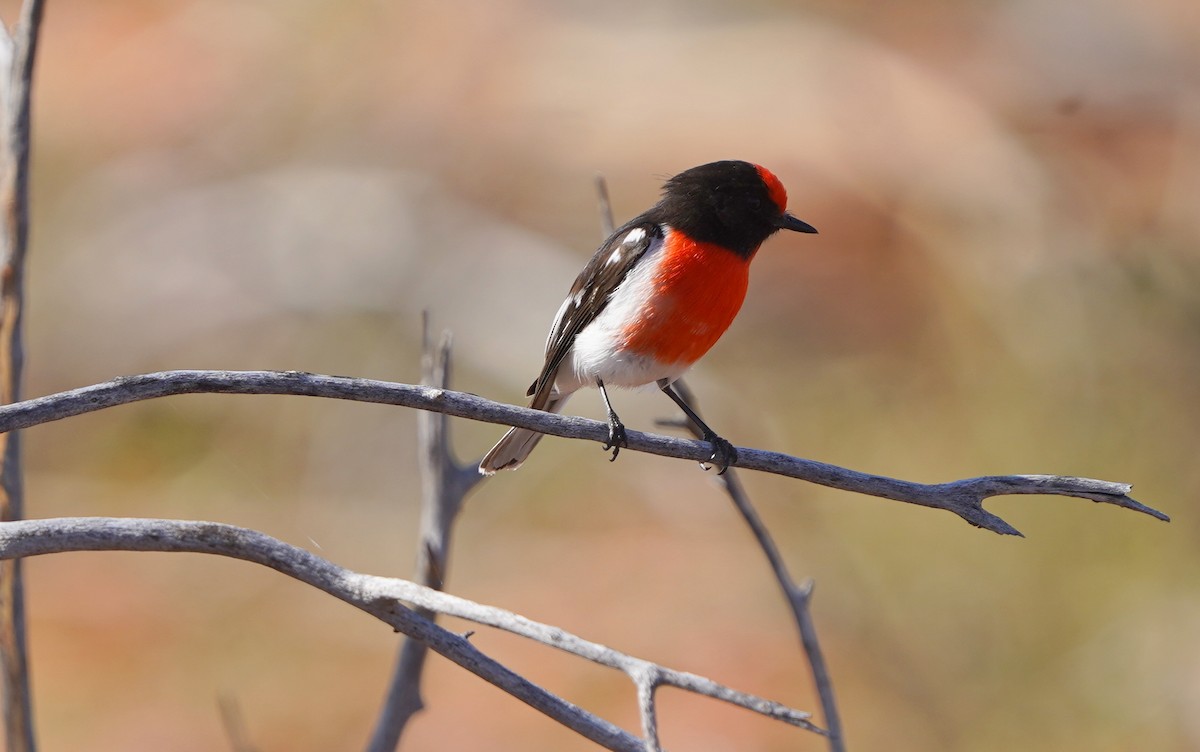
xmin=652 ymin=160 xmax=817 ymax=258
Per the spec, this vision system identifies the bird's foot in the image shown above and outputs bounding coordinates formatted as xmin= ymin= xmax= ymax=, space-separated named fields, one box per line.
xmin=602 ymin=414 xmax=629 ymax=462
xmin=700 ymin=432 xmax=738 ymax=474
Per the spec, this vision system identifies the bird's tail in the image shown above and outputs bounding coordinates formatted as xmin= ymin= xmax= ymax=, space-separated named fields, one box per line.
xmin=479 ymin=390 xmax=571 ymax=475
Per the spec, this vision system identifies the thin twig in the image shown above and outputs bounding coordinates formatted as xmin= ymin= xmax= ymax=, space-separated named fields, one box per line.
xmin=595 ymin=174 xmax=615 ymax=236
xmin=794 ymin=580 xmax=842 ymax=751
xmin=659 ymin=380 xmax=846 ymax=751
xmin=0 ymin=3 xmax=44 ymax=750
xmin=0 ymin=517 xmax=823 ymax=747
xmin=0 ymin=369 xmax=1167 ymax=536
xmin=367 ymin=314 xmax=484 ymax=752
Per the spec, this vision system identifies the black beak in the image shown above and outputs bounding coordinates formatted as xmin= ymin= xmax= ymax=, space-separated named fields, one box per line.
xmin=776 ymin=212 xmax=818 ymax=234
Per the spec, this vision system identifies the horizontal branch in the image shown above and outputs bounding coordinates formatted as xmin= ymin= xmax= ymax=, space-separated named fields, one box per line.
xmin=0 ymin=370 xmax=1169 ymax=535
xmin=0 ymin=517 xmax=819 ymax=744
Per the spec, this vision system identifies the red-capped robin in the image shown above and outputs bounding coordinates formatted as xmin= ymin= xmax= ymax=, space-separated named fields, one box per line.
xmin=479 ymin=160 xmax=817 ymax=475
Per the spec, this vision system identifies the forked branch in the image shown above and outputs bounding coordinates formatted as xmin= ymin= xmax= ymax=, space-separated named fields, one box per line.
xmin=0 ymin=517 xmax=821 ymax=750
xmin=367 ymin=316 xmax=485 ymax=751
xmin=0 ymin=369 xmax=1168 ymax=536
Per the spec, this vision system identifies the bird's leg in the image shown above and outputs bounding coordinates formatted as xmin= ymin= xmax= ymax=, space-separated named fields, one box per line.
xmin=657 ymin=379 xmax=738 ymax=473
xmin=597 ymin=379 xmax=628 ymax=462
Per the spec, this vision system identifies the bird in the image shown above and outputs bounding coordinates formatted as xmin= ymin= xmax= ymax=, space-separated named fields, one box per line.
xmin=479 ymin=159 xmax=817 ymax=475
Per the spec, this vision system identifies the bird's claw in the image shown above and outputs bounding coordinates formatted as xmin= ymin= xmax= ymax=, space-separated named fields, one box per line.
xmin=602 ymin=418 xmax=628 ymax=462
xmin=700 ymin=434 xmax=737 ymax=474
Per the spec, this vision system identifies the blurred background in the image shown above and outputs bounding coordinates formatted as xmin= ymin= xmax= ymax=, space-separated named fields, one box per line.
xmin=10 ymin=0 xmax=1197 ymax=749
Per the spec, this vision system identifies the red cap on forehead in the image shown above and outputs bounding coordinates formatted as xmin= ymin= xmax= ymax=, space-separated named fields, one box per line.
xmin=753 ymin=164 xmax=788 ymax=212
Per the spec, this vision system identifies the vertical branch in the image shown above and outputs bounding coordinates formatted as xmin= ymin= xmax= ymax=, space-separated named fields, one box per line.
xmin=793 ymin=580 xmax=842 ymax=750
xmin=371 ymin=174 xmax=610 ymax=749
xmin=594 ymin=174 xmax=615 ymax=236
xmin=708 ymin=460 xmax=844 ymax=750
xmin=659 ymin=382 xmax=845 ymax=751
xmin=0 ymin=3 xmax=45 ymax=751
xmin=366 ymin=313 xmax=485 ymax=752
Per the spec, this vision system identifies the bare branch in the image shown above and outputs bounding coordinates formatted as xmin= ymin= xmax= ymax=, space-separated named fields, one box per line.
xmin=0 ymin=2 xmax=46 ymax=750
xmin=0 ymin=369 xmax=1167 ymax=536
xmin=595 ymin=174 xmax=615 ymax=236
xmin=0 ymin=517 xmax=821 ymax=746
xmin=792 ymin=580 xmax=842 ymax=749
xmin=368 ymin=315 xmax=485 ymax=752
xmin=660 ymin=379 xmax=846 ymax=751
xmin=631 ymin=665 xmax=662 ymax=752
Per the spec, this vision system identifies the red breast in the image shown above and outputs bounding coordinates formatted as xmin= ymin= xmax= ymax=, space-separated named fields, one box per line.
xmin=619 ymin=230 xmax=751 ymax=366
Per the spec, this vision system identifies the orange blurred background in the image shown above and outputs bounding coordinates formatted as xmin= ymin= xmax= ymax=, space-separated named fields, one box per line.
xmin=11 ymin=0 xmax=1198 ymax=749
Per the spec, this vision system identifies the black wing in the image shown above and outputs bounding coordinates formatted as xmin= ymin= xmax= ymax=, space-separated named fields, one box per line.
xmin=526 ymin=219 xmax=663 ymax=402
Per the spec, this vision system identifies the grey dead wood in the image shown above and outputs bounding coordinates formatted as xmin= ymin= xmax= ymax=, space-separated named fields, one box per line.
xmin=0 ymin=3 xmax=44 ymax=750
xmin=367 ymin=316 xmax=485 ymax=751
xmin=659 ymin=380 xmax=846 ymax=752
xmin=0 ymin=370 xmax=1167 ymax=537
xmin=0 ymin=516 xmax=823 ymax=750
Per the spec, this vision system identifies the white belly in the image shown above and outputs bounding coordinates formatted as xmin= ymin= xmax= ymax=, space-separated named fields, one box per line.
xmin=556 ymin=242 xmax=690 ymax=393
